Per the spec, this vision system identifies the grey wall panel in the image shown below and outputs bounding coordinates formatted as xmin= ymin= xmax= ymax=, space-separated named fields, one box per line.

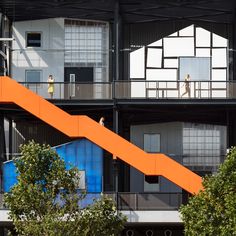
xmin=130 ymin=122 xmax=182 ymax=193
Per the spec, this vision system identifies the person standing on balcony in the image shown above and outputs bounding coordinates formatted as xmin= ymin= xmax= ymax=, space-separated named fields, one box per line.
xmin=47 ymin=75 xmax=54 ymax=99
xmin=181 ymin=74 xmax=191 ymax=98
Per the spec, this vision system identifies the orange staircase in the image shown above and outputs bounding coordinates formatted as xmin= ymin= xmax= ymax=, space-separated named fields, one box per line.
xmin=0 ymin=76 xmax=203 ymax=194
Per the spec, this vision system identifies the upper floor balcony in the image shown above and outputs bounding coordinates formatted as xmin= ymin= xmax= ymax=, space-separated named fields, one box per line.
xmin=21 ymin=80 xmax=236 ymax=100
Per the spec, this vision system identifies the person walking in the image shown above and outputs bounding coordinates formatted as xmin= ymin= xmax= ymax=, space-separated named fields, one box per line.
xmin=181 ymin=74 xmax=191 ymax=98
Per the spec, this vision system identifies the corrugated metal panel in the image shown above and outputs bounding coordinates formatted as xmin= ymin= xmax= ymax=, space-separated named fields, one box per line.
xmin=3 ymin=160 xmax=17 ymax=192
xmin=55 ymin=139 xmax=103 ymax=193
xmin=3 ymin=138 xmax=103 ymax=193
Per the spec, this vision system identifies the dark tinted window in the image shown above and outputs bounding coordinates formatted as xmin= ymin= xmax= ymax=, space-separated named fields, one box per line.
xmin=26 ymin=32 xmax=41 ymax=47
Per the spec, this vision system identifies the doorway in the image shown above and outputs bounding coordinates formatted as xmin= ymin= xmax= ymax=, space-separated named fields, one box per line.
xmin=64 ymin=67 xmax=94 ymax=99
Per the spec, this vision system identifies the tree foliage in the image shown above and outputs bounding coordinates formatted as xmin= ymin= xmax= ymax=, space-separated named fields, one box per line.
xmin=180 ymin=147 xmax=236 ymax=236
xmin=4 ymin=141 xmax=126 ymax=236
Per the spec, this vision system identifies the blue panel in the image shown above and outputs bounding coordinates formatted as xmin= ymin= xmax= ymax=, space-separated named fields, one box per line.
xmin=54 ymin=138 xmax=103 ymax=193
xmin=3 ymin=161 xmax=18 ymax=192
xmin=3 ymin=139 xmax=103 ymax=194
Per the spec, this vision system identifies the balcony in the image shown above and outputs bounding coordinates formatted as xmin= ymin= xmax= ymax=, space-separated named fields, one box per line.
xmin=0 ymin=192 xmax=184 ymax=224
xmin=0 ymin=193 xmax=183 ymax=224
xmin=0 ymin=192 xmax=184 ymax=211
xmin=20 ymin=80 xmax=236 ymax=100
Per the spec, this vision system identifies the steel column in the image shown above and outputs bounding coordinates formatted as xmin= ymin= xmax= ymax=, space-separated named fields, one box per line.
xmin=113 ymin=0 xmax=120 ymax=193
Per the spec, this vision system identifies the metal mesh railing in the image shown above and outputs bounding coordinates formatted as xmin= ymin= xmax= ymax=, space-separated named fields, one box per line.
xmin=19 ymin=80 xmax=236 ymax=100
xmin=115 ymin=192 xmax=183 ymax=211
xmin=0 ymin=192 xmax=184 ymax=211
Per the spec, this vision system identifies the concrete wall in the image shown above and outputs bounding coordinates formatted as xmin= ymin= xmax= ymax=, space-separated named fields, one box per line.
xmin=11 ymin=18 xmax=65 ymax=98
xmin=130 ymin=122 xmax=183 ymax=193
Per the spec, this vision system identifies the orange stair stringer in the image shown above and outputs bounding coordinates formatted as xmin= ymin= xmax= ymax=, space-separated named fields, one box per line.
xmin=0 ymin=76 xmax=203 ymax=195
xmin=78 ymin=116 xmax=203 ymax=194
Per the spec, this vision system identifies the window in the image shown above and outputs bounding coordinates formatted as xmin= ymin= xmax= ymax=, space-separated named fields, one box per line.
xmin=144 ymin=133 xmax=160 ymax=153
xmin=146 ymin=69 xmax=177 ymax=81
xmin=74 ymin=170 xmax=86 ymax=189
xmin=164 ymin=37 xmax=194 ymax=57
xmin=182 ymin=123 xmax=226 ymax=171
xmin=64 ymin=20 xmax=109 ymax=83
xmin=130 ymin=47 xmax=145 ymax=78
xmin=147 ymin=48 xmax=162 ymax=68
xmin=25 ymin=70 xmax=42 ymax=83
xmin=212 ymin=48 xmax=227 ymax=68
xmin=179 ymin=25 xmax=194 ymax=36
xmin=144 ymin=134 xmax=160 ymax=192
xmin=196 ymin=28 xmax=210 ymax=47
xmin=179 ymin=57 xmax=211 ymax=81
xmin=26 ymin=32 xmax=41 ymax=47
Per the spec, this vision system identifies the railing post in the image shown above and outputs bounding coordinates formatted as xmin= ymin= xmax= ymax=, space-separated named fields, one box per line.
xmin=199 ymin=81 xmax=201 ymax=98
xmin=116 ymin=191 xmax=119 ymax=211
xmin=178 ymin=192 xmax=181 ymax=208
xmin=59 ymin=83 xmax=61 ymax=99
xmin=178 ymin=81 xmax=180 ymax=98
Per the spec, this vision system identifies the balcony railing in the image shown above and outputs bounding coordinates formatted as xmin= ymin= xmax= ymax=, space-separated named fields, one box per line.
xmin=19 ymin=80 xmax=236 ymax=100
xmin=0 ymin=192 xmax=184 ymax=211
xmin=115 ymin=192 xmax=183 ymax=211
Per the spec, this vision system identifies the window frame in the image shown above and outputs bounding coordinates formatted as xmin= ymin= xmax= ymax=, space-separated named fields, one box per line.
xmin=26 ymin=31 xmax=42 ymax=48
xmin=25 ymin=69 xmax=42 ymax=84
xmin=143 ymin=133 xmax=161 ymax=192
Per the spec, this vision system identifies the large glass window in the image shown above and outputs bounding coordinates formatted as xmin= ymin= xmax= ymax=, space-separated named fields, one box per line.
xmin=179 ymin=57 xmax=211 ymax=81
xmin=183 ymin=123 xmax=226 ymax=171
xmin=64 ymin=20 xmax=109 ymax=82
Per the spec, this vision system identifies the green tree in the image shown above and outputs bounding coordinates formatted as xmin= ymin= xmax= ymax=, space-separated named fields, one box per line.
xmin=180 ymin=147 xmax=236 ymax=236
xmin=4 ymin=141 xmax=126 ymax=236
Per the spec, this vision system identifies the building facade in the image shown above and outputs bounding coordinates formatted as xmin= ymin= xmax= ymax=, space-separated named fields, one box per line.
xmin=0 ymin=1 xmax=236 ymax=235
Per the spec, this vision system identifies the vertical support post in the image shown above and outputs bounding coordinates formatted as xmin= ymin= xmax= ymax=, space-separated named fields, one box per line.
xmin=113 ymin=0 xmax=120 ymax=194
xmin=9 ymin=119 xmax=13 ymax=159
xmin=113 ymin=0 xmax=120 ymax=83
xmin=0 ymin=114 xmax=6 ymax=162
xmin=0 ymin=13 xmax=4 ymax=76
xmin=113 ymin=108 xmax=119 ymax=193
xmin=0 ymin=14 xmax=11 ymax=76
xmin=232 ymin=15 xmax=236 ymax=81
xmin=0 ymin=113 xmax=6 ymax=193
xmin=226 ymin=110 xmax=236 ymax=149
